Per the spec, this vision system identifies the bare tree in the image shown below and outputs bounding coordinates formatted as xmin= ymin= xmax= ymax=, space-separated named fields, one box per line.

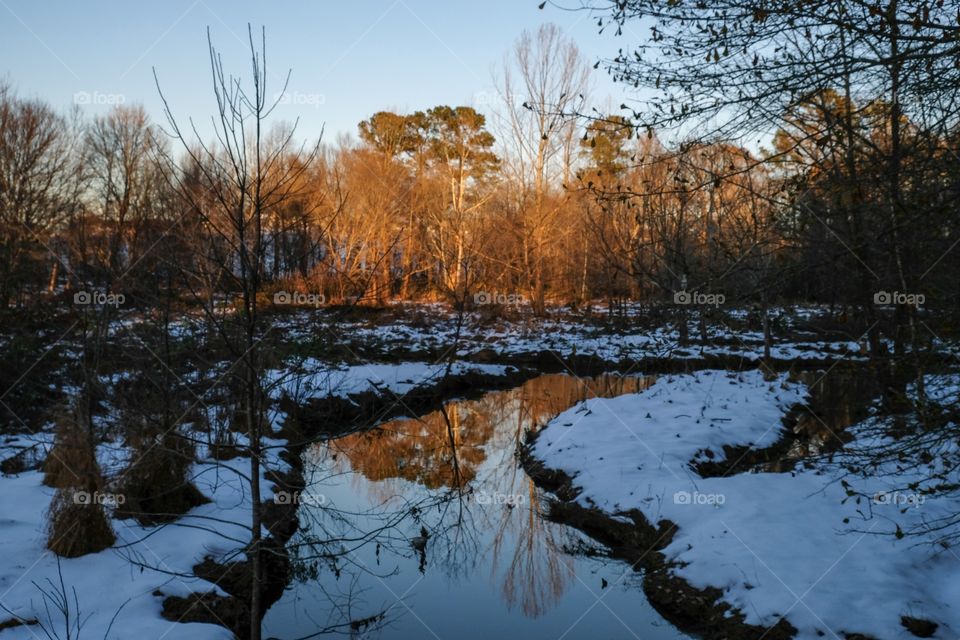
xmin=0 ymin=83 xmax=79 ymax=307
xmin=154 ymin=25 xmax=319 ymax=640
xmin=84 ymin=105 xmax=161 ymax=276
xmin=495 ymin=24 xmax=591 ymax=313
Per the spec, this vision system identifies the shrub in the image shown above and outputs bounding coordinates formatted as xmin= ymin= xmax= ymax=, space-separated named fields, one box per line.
xmin=42 ymin=409 xmax=116 ymax=557
xmin=115 ymin=427 xmax=208 ymax=525
xmin=46 ymin=488 xmax=115 ymax=557
xmin=42 ymin=411 xmax=102 ymax=490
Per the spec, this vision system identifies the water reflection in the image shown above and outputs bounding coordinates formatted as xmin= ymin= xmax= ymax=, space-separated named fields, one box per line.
xmin=332 ymin=373 xmax=654 ymax=490
xmin=264 ymin=373 xmax=673 ymax=639
xmin=785 ymin=370 xmax=879 ymax=459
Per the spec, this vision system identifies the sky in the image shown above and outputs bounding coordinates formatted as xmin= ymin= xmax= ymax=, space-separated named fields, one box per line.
xmin=0 ymin=0 xmax=635 ymax=144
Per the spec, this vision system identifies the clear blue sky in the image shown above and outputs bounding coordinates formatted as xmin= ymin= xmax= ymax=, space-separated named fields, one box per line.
xmin=0 ymin=0 xmax=633 ymax=143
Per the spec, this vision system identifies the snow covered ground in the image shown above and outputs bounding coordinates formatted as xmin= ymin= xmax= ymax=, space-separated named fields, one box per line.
xmin=270 ymin=305 xmax=880 ymax=364
xmin=266 ymin=359 xmax=513 ymax=402
xmin=0 ymin=456 xmax=252 ymax=639
xmin=531 ymin=370 xmax=960 ymax=639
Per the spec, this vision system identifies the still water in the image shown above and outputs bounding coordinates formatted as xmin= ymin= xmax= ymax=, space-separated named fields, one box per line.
xmin=263 ymin=373 xmax=688 ymax=640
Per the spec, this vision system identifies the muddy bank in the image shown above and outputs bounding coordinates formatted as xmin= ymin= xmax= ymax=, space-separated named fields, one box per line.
xmin=158 ymin=469 xmax=304 ymax=639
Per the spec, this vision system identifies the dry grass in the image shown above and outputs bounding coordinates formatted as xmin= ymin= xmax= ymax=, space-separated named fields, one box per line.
xmin=115 ymin=428 xmax=209 ymax=525
xmin=42 ymin=410 xmax=103 ymax=490
xmin=45 ymin=489 xmax=115 ymax=557
xmin=42 ymin=409 xmax=116 ymax=557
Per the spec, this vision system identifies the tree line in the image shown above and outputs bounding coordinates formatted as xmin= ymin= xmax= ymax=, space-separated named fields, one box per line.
xmin=2 ymin=19 xmax=954 ymax=342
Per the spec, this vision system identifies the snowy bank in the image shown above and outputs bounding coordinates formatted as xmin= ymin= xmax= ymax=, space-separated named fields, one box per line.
xmin=530 ymin=369 xmax=960 ymax=639
xmin=267 ymin=359 xmax=513 ymax=402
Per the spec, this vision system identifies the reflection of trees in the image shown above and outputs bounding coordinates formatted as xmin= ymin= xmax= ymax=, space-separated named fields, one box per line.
xmin=293 ymin=373 xmax=653 ymax=627
xmin=487 ymin=374 xmax=654 ymax=617
xmin=332 ymin=373 xmax=653 ymax=491
xmin=332 ymin=400 xmax=495 ymax=489
xmin=785 ymin=371 xmax=877 ymax=460
xmin=498 ymin=478 xmax=573 ymax=617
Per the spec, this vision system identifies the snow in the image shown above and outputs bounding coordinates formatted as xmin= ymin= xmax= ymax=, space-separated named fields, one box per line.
xmin=531 ymin=369 xmax=960 ymax=639
xmin=267 ymin=359 xmax=513 ymax=401
xmin=0 ymin=459 xmax=252 ymax=639
xmin=270 ymin=305 xmax=879 ymax=365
